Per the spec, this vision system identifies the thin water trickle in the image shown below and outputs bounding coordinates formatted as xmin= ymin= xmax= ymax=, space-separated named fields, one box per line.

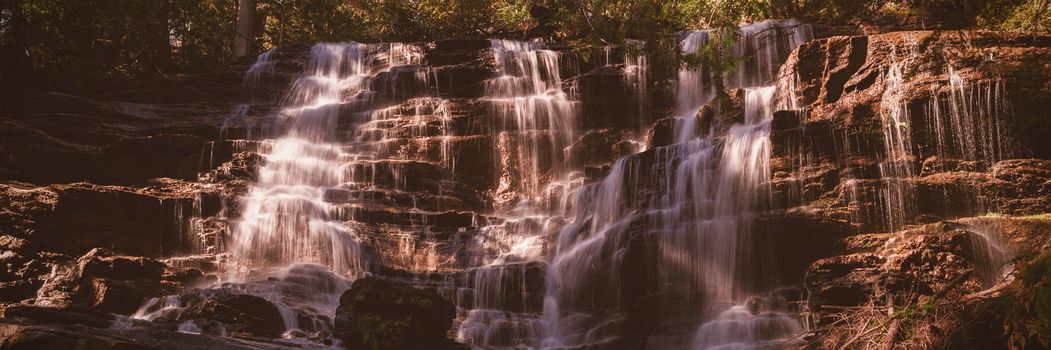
xmin=244 ymin=49 xmax=276 ymax=89
xmin=877 ymin=52 xmax=918 ymax=233
xmin=624 ymin=39 xmax=650 ymax=139
xmin=958 ymin=222 xmax=1012 ymax=288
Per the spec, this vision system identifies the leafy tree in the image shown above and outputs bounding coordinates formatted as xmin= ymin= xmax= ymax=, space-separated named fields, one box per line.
xmin=2 ymin=0 xmax=1048 ymax=92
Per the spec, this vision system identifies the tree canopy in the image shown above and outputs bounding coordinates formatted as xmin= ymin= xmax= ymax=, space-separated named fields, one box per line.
xmin=1 ymin=0 xmax=1048 ymax=92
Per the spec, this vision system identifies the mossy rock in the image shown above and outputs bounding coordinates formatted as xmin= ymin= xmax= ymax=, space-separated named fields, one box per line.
xmin=334 ymin=277 xmax=460 ymax=350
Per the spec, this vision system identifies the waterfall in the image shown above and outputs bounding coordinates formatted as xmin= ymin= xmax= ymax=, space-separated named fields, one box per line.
xmin=624 ymin=39 xmax=650 ymax=137
xmin=454 ymin=40 xmax=580 ymax=349
xmin=876 ymin=53 xmax=918 ymax=233
xmin=675 ymin=19 xmax=812 ymax=142
xmin=216 ymin=26 xmax=812 ymax=348
xmin=858 ymin=53 xmax=1016 ymax=232
xmin=931 ymin=67 xmax=1012 ymax=164
xmin=924 ymin=66 xmax=1014 ymax=181
xmin=487 ymin=39 xmax=577 ymax=205
xmin=244 ymin=49 xmax=275 ymax=89
xmin=542 ymin=20 xmax=811 ymax=349
xmin=229 ymin=43 xmax=375 ymax=277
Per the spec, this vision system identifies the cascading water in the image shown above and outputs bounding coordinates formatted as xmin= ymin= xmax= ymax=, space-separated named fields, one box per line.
xmin=855 ymin=50 xmax=1017 ymax=232
xmin=683 ymin=87 xmax=802 ymax=350
xmin=928 ymin=67 xmax=1012 ymax=164
xmin=876 ymin=52 xmax=918 ymax=233
xmin=244 ymin=49 xmax=276 ymax=89
xmin=542 ymin=20 xmax=811 ymax=350
xmin=229 ymin=43 xmax=374 ymax=277
xmin=153 ymin=24 xmax=821 ymax=348
xmin=487 ymin=39 xmax=577 ymax=205
xmin=454 ymin=39 xmax=580 ymax=349
xmin=675 ymin=20 xmax=812 ymax=142
xmin=134 ymin=42 xmax=443 ymax=340
xmin=624 ymin=39 xmax=650 ymax=137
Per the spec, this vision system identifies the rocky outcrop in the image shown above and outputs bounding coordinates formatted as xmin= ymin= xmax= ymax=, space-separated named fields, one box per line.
xmin=0 ymin=307 xmax=303 ymax=350
xmin=334 ymin=277 xmax=460 ymax=350
xmin=772 ymin=30 xmax=1051 ymax=232
xmin=799 ymin=216 xmax=1051 ymax=348
xmin=177 ymin=292 xmax=286 ymax=338
xmin=0 ymin=181 xmax=222 ymax=258
xmin=32 ymin=248 xmax=197 ymax=315
xmin=766 ymin=30 xmax=1051 ymax=347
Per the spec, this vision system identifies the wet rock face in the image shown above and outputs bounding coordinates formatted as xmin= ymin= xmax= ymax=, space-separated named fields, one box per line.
xmin=33 ymin=248 xmax=188 ymax=315
xmin=803 ymin=217 xmax=1051 ymax=326
xmin=0 ymin=306 xmax=300 ymax=350
xmin=0 ymin=50 xmax=296 ymax=186
xmin=771 ymin=31 xmax=1051 ymax=233
xmin=334 ymin=277 xmax=459 ymax=350
xmin=0 ymin=29 xmax=1049 ymax=349
xmin=178 ymin=292 xmax=286 ymax=338
xmin=0 ymin=181 xmax=222 ymax=259
xmin=768 ymin=30 xmax=1051 ymax=341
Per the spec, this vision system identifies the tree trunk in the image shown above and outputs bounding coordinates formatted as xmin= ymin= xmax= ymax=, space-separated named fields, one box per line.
xmin=233 ymin=0 xmax=256 ymax=58
xmin=1 ymin=1 xmax=34 ymax=89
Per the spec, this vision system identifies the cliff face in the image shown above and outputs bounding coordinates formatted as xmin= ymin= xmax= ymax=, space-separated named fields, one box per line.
xmin=768 ymin=31 xmax=1051 ymax=348
xmin=1 ymin=29 xmax=1050 ymax=349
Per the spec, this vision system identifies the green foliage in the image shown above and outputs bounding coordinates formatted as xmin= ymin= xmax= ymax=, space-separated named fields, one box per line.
xmin=892 ymin=300 xmax=936 ymax=319
xmin=0 ymin=0 xmax=235 ymax=91
xmin=350 ymin=313 xmax=410 ymax=350
xmin=996 ymin=252 xmax=1051 ymax=348
xmin=2 ymin=0 xmax=1048 ymax=92
xmin=256 ymin=0 xmax=533 ymax=46
xmin=979 ymin=0 xmax=1051 ymax=34
xmin=408 ymin=295 xmax=434 ymax=309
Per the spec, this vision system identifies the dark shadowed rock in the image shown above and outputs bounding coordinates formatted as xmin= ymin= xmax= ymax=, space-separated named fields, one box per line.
xmin=0 ymin=316 xmax=306 ymax=349
xmin=334 ymin=277 xmax=460 ymax=350
xmin=177 ymin=292 xmax=286 ymax=338
xmin=0 ymin=181 xmax=222 ymax=258
xmin=568 ymin=129 xmax=640 ymax=167
xmin=646 ymin=116 xmax=677 ymax=148
xmin=34 ymin=248 xmax=178 ymax=315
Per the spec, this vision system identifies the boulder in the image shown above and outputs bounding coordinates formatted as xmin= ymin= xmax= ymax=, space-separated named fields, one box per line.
xmin=334 ymin=277 xmax=459 ymax=350
xmin=696 ymin=88 xmax=745 ymax=134
xmin=567 ymin=128 xmax=640 ymax=167
xmin=646 ymin=116 xmax=677 ymax=148
xmin=2 ymin=305 xmax=116 ymax=329
xmin=177 ymin=292 xmax=286 ymax=338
